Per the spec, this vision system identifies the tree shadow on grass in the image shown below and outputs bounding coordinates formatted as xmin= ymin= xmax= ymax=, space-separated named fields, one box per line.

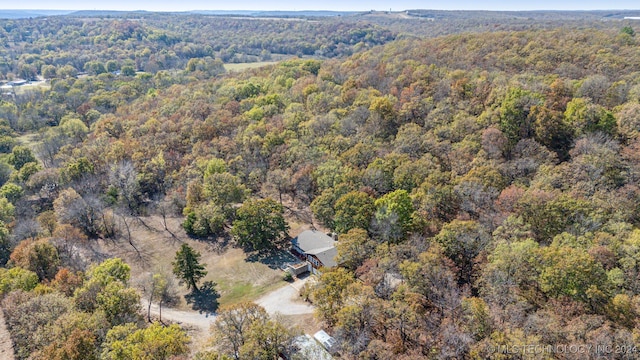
xmin=204 ymin=233 xmax=231 ymax=255
xmin=246 ymin=249 xmax=299 ymax=270
xmin=185 ymin=281 xmax=220 ymax=315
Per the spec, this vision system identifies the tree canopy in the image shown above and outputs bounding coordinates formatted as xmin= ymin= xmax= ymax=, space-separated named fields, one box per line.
xmin=231 ymin=198 xmax=289 ymax=251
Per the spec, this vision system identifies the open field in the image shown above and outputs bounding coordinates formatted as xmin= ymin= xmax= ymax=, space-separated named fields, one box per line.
xmin=224 ymin=61 xmax=280 ymax=72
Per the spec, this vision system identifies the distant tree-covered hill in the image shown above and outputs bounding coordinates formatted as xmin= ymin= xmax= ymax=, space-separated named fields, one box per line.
xmin=0 ymin=10 xmax=73 ymax=19
xmin=0 ymin=13 xmax=395 ymax=81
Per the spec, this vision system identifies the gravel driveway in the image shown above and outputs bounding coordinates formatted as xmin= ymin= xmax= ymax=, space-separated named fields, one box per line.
xmin=146 ymin=276 xmax=315 ymax=333
xmin=147 ymin=302 xmax=216 ymax=332
xmin=255 ymin=276 xmax=315 ymax=315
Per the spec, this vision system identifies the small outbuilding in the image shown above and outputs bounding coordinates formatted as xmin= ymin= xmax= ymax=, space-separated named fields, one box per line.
xmin=314 ymin=330 xmax=337 ymax=353
xmin=287 ymin=334 xmax=333 ymax=359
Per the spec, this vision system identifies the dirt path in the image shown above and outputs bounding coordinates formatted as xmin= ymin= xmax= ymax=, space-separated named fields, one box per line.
xmin=146 ymin=302 xmax=216 ymax=333
xmin=0 ymin=309 xmax=15 ymax=360
xmin=145 ymin=278 xmax=315 ymax=352
xmin=145 ymin=302 xmax=217 ymax=350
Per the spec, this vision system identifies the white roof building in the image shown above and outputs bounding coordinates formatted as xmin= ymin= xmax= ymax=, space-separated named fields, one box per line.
xmin=291 ymin=334 xmax=333 ymax=360
xmin=314 ymin=330 xmax=337 ymax=352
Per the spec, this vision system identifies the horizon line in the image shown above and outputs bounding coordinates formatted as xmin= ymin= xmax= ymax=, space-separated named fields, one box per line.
xmin=2 ymin=8 xmax=640 ymax=12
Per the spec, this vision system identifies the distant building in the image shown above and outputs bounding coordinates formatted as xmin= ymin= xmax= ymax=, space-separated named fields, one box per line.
xmin=7 ymin=79 xmax=27 ymax=86
xmin=291 ymin=230 xmax=337 ymax=274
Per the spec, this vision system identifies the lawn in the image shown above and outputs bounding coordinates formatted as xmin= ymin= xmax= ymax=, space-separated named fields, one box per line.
xmin=201 ymin=247 xmax=287 ymax=307
xmin=215 ymin=280 xmax=282 ymax=306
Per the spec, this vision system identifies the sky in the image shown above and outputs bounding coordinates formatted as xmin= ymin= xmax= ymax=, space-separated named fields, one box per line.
xmin=2 ymin=0 xmax=639 ymax=12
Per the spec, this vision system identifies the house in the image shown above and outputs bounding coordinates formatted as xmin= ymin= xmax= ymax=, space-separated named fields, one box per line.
xmin=291 ymin=230 xmax=337 ymax=274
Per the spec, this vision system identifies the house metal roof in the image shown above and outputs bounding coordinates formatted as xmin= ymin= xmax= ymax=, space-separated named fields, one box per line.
xmin=292 ymin=230 xmax=338 ymax=268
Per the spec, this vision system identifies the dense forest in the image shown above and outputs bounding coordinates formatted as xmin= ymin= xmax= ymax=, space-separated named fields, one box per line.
xmin=3 ymin=10 xmax=640 ymax=360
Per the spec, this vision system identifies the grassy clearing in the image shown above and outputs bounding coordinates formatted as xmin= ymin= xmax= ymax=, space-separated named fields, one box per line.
xmin=101 ymin=216 xmax=288 ymax=309
xmin=224 ymin=61 xmax=279 ymax=72
xmin=16 ymin=133 xmax=39 ymax=148
xmin=11 ymin=81 xmax=50 ymax=95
